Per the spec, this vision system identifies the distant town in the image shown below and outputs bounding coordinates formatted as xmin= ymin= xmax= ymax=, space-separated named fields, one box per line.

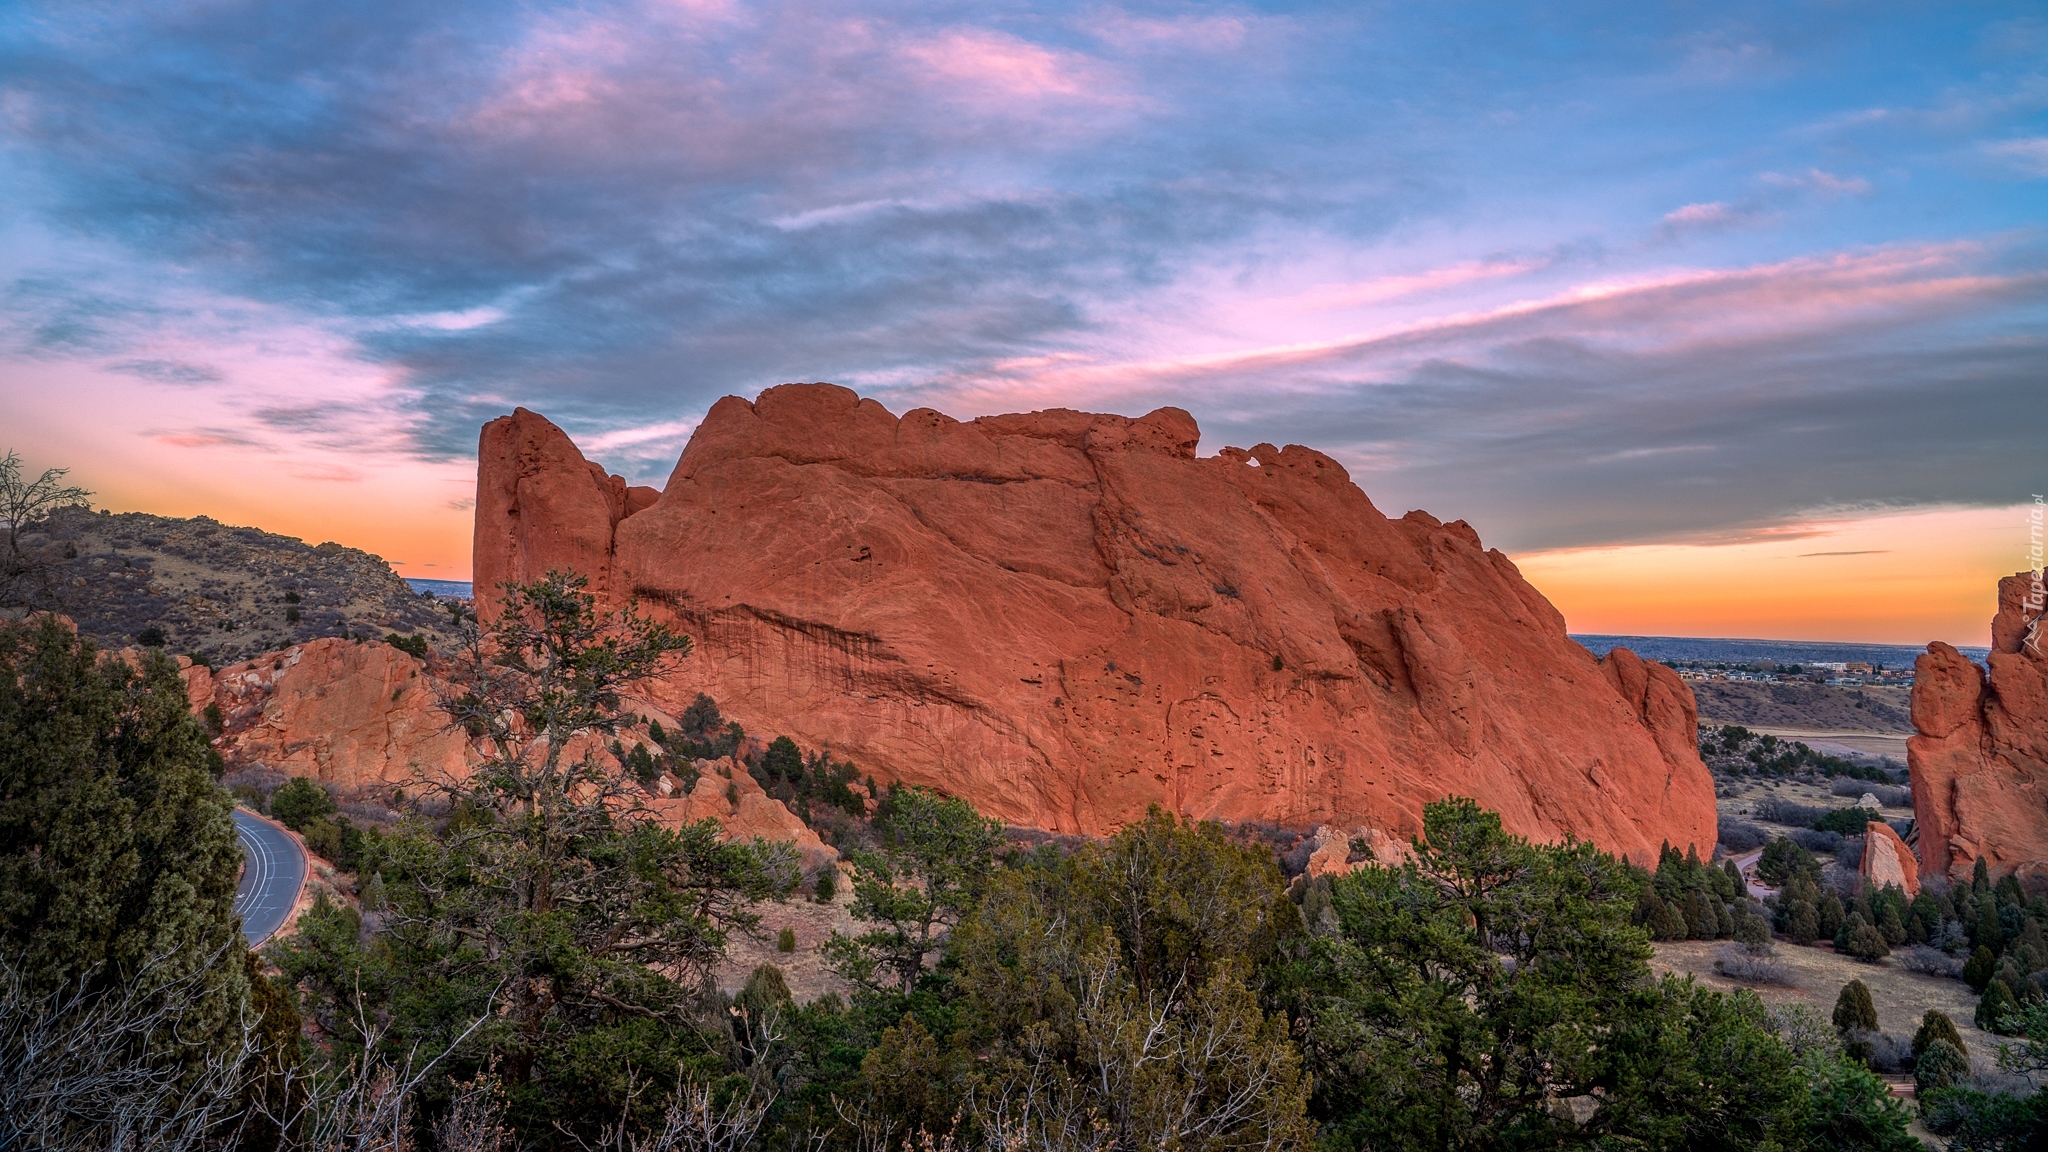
xmin=1667 ymin=659 xmax=1917 ymax=688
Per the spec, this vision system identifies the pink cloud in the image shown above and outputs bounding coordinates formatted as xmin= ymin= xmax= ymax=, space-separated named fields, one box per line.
xmin=899 ymin=29 xmax=1125 ymax=106
xmin=1760 ymin=167 xmax=1872 ymax=195
xmin=906 ymin=240 xmax=2036 ymax=413
xmin=1275 ymin=258 xmax=1544 ymax=313
xmin=1986 ymin=136 xmax=2048 ymax=176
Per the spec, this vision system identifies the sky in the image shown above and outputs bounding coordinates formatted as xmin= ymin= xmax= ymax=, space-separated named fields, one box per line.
xmin=1 ymin=1 xmax=2042 ymax=646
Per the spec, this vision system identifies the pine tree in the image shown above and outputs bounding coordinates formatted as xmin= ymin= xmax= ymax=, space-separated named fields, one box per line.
xmin=1912 ymin=1010 xmax=1966 ymax=1059
xmin=0 ymin=617 xmax=248 ymax=1056
xmin=1833 ymin=980 xmax=1879 ymax=1034
xmin=1978 ymin=980 xmax=2019 ymax=1033
xmin=1964 ymin=946 xmax=1997 ymax=992
xmin=1973 ymin=857 xmax=1992 ymax=896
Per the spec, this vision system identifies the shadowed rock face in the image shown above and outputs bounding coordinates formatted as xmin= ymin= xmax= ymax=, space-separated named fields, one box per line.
xmin=1911 ymin=572 xmax=2048 ymax=887
xmin=475 ymin=384 xmax=1716 ymax=861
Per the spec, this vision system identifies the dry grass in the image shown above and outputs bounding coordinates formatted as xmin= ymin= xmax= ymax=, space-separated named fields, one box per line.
xmin=711 ymin=878 xmax=861 ymax=1003
xmin=1653 ymin=939 xmax=2008 ymax=1072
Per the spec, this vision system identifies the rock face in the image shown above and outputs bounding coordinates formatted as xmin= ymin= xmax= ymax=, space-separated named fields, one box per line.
xmin=643 ymin=756 xmax=837 ymax=872
xmin=1860 ymin=821 xmax=1920 ymax=896
xmin=200 ymin=639 xmax=471 ymax=789
xmin=1910 ymin=572 xmax=2048 ymax=887
xmin=191 ymin=638 xmax=833 ymax=864
xmin=475 ymin=385 xmax=1717 ymax=861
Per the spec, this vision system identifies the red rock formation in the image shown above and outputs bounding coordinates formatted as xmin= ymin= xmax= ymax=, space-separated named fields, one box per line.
xmin=475 ymin=408 xmax=657 ymax=604
xmin=1910 ymin=571 xmax=2048 ymax=887
xmin=643 ymin=756 xmax=837 ymax=871
xmin=475 ymin=384 xmax=1717 ymax=862
xmin=192 ymin=638 xmax=834 ymax=862
xmin=1860 ymin=820 xmax=1920 ymax=896
xmin=202 ymin=639 xmax=471 ymax=789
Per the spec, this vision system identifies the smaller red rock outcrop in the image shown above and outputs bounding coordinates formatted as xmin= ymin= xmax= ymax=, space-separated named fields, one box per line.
xmin=185 ymin=637 xmax=832 ymax=865
xmin=1859 ymin=821 xmax=1920 ymax=897
xmin=201 ymin=639 xmax=470 ymax=790
xmin=643 ymin=756 xmax=837 ymax=872
xmin=1909 ymin=571 xmax=2048 ymax=888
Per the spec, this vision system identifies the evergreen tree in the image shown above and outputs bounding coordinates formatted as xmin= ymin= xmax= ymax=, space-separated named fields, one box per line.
xmin=1977 ymin=980 xmax=2019 ymax=1033
xmin=0 ymin=617 xmax=248 ymax=1055
xmin=1965 ymin=945 xmax=1998 ymax=992
xmin=825 ymin=784 xmax=1004 ymax=995
xmin=271 ymin=573 xmax=799 ymax=1137
xmin=1913 ymin=1039 xmax=1969 ymax=1095
xmin=1833 ymin=980 xmax=1878 ymax=1034
xmin=1912 ymin=1010 xmax=1966 ymax=1059
xmin=1299 ymin=798 xmax=1914 ymax=1151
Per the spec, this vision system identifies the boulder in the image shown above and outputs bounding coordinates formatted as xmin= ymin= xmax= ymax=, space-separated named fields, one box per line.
xmin=1860 ymin=821 xmax=1920 ymax=896
xmin=1909 ymin=571 xmax=2048 ymax=889
xmin=475 ymin=385 xmax=1718 ymax=862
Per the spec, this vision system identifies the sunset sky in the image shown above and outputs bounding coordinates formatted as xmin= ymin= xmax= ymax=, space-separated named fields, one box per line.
xmin=2 ymin=2 xmax=2041 ymax=646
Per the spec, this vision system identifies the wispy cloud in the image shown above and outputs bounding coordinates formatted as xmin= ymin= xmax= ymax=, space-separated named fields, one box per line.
xmin=0 ymin=0 xmax=2040 ymax=568
xmin=1986 ymin=137 xmax=2048 ymax=177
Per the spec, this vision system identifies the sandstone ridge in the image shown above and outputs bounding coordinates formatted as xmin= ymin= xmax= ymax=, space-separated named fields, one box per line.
xmin=1910 ymin=571 xmax=2048 ymax=887
xmin=475 ymin=384 xmax=1716 ymax=861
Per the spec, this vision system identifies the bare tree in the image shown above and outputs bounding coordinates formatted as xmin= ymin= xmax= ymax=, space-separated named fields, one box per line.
xmin=0 ymin=951 xmax=255 ymax=1152
xmin=0 ymin=450 xmax=91 ymax=610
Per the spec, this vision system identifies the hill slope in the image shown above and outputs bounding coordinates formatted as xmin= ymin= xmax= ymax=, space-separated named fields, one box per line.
xmin=17 ymin=506 xmax=454 ymax=662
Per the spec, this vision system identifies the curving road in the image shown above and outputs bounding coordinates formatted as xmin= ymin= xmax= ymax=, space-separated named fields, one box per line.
xmin=232 ymin=809 xmax=307 ymax=946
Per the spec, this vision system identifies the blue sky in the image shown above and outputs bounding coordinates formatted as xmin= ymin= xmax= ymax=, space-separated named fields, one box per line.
xmin=0 ymin=1 xmax=2042 ymax=637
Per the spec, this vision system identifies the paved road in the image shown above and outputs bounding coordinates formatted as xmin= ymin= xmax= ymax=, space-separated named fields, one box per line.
xmin=232 ymin=809 xmax=306 ymax=946
xmin=1731 ymin=848 xmax=1777 ymax=900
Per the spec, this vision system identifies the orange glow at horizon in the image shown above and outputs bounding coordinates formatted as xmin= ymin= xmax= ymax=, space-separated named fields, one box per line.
xmin=1513 ymin=504 xmax=2029 ymax=648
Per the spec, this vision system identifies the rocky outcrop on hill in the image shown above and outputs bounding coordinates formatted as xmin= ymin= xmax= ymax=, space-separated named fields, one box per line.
xmin=197 ymin=638 xmax=470 ymax=789
xmin=188 ymin=637 xmax=833 ymax=864
xmin=474 ymin=384 xmax=1716 ymax=861
xmin=1860 ymin=821 xmax=1920 ymax=896
xmin=10 ymin=507 xmax=454 ymax=662
xmin=1910 ymin=572 xmax=2048 ymax=887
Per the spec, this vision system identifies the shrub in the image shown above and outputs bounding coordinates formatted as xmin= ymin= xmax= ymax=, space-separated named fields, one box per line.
xmin=1920 ymin=1084 xmax=2041 ymax=1147
xmin=1714 ymin=944 xmax=1798 ymax=986
xmin=1834 ymin=980 xmax=1879 ymax=1034
xmin=1914 ymin=1039 xmax=1970 ymax=1094
xmin=1914 ymin=1010 xmax=1967 ymax=1060
xmin=1788 ymin=828 xmax=1844 ymax=854
xmin=1718 ymin=817 xmax=1768 ymax=853
xmin=1897 ymin=946 xmax=1964 ymax=978
xmin=776 ymin=926 xmax=796 ymax=953
xmin=1756 ymin=797 xmax=1827 ymax=827
xmin=814 ymin=867 xmax=836 ymax=903
xmin=1813 ymin=807 xmax=1877 ymax=836
xmin=385 ymin=632 xmax=429 ymax=658
xmin=1830 ymin=779 xmax=1911 ymax=807
xmin=1862 ymin=1032 xmax=1915 ymax=1074
xmin=137 ymin=624 xmax=167 ymax=648
xmin=269 ymin=776 xmax=336 ymax=831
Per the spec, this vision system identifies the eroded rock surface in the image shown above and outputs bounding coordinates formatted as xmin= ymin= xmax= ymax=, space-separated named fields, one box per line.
xmin=1860 ymin=821 xmax=1921 ymax=897
xmin=475 ymin=384 xmax=1717 ymax=861
xmin=1910 ymin=572 xmax=2048 ymax=887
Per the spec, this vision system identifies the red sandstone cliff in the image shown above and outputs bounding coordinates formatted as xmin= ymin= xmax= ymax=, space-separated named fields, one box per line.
xmin=474 ymin=385 xmax=1716 ymax=861
xmin=1910 ymin=572 xmax=2048 ymax=887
